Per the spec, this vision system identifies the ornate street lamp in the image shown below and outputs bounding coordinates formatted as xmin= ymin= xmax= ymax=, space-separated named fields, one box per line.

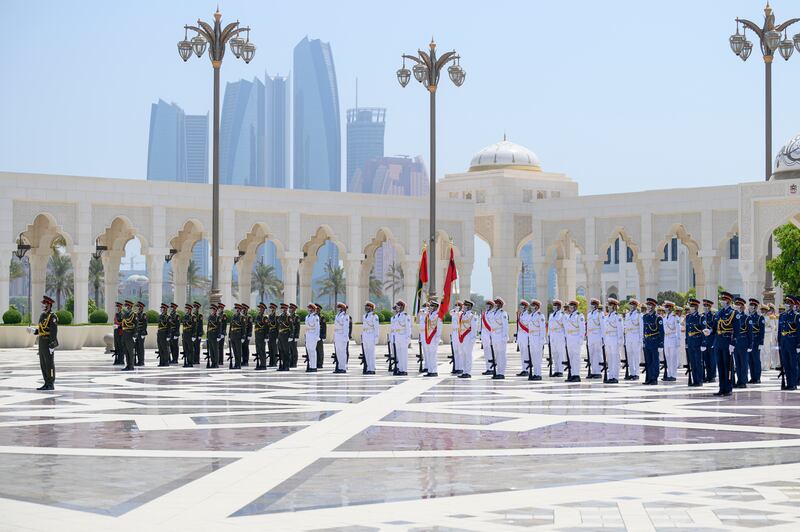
xmin=730 ymin=2 xmax=799 ymax=303
xmin=396 ymin=39 xmax=465 ymax=297
xmin=178 ymin=9 xmax=255 ymax=307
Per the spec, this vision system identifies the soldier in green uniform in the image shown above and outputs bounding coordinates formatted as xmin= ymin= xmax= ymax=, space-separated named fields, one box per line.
xmin=135 ymin=301 xmax=148 ymax=366
xmin=193 ymin=301 xmax=203 ymax=365
xmin=168 ymin=302 xmax=180 ymax=364
xmin=229 ymin=303 xmax=244 ymax=369
xmin=277 ymin=303 xmax=292 ymax=371
xmin=113 ymin=301 xmax=124 ymax=365
xmin=254 ymin=302 xmax=268 ymax=370
xmin=206 ymin=304 xmax=219 ymax=368
xmin=289 ymin=303 xmax=300 ymax=367
xmin=241 ymin=304 xmax=252 ymax=366
xmin=217 ymin=303 xmax=228 ymax=367
xmin=181 ymin=303 xmax=195 ymax=367
xmin=32 ymin=296 xmax=58 ymax=390
xmin=267 ymin=303 xmax=278 ymax=367
xmin=121 ymin=300 xmax=137 ymax=371
xmin=157 ymin=303 xmax=170 ymax=367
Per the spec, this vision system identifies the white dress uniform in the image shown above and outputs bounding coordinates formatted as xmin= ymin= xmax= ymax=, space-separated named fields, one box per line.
xmin=333 ymin=310 xmax=350 ymax=371
xmin=517 ymin=308 xmax=532 ymax=373
xmin=764 ymin=313 xmax=778 ymax=369
xmin=480 ymin=308 xmax=495 ymax=372
xmin=459 ymin=308 xmax=478 ymax=376
xmin=304 ymin=313 xmax=320 ymax=369
xmin=548 ymin=308 xmax=567 ymax=375
xmin=678 ymin=314 xmax=687 ymax=368
xmin=602 ymin=309 xmax=624 ymax=381
xmin=390 ymin=310 xmax=412 ymax=373
xmin=450 ymin=306 xmax=463 ymax=372
xmin=490 ymin=307 xmax=509 ymax=376
xmin=586 ymin=307 xmax=604 ymax=376
xmin=422 ymin=308 xmax=442 ymax=374
xmin=663 ymin=311 xmax=681 ymax=379
xmin=417 ymin=308 xmax=429 ymax=371
xmin=624 ymin=308 xmax=644 ymax=379
xmin=563 ymin=310 xmax=585 ymax=378
xmin=528 ymin=308 xmax=547 ymax=377
xmin=361 ymin=310 xmax=379 ymax=372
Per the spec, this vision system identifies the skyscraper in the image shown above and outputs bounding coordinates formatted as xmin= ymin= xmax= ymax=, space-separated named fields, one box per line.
xmin=346 ymin=107 xmax=385 ymax=191
xmin=146 ymin=99 xmax=208 ymax=183
xmin=265 ymin=74 xmax=290 ymax=189
xmin=146 ymin=99 xmax=209 ymax=277
xmin=293 ymin=37 xmax=341 ymax=192
xmin=350 ymin=155 xmax=429 ymax=196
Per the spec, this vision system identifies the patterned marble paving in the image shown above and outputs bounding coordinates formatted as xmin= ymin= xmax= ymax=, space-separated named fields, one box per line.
xmin=1 ymin=345 xmax=799 ymax=531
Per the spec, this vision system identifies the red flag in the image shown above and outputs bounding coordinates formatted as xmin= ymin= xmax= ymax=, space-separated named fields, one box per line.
xmin=419 ymin=247 xmax=428 ymax=283
xmin=439 ymin=247 xmax=458 ymax=320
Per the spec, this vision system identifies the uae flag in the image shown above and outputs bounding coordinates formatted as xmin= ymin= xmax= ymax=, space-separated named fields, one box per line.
xmin=412 ymin=246 xmax=428 ymax=315
xmin=438 ymin=246 xmax=458 ymax=319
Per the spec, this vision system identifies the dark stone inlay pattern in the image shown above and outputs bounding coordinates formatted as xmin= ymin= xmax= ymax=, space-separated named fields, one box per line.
xmin=232 ymin=447 xmax=800 ymax=516
xmin=0 ymin=454 xmax=234 ymax=516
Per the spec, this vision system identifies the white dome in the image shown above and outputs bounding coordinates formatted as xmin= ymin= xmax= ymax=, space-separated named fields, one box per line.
xmin=773 ymin=133 xmax=800 ymax=180
xmin=469 ymin=138 xmax=541 ymax=172
xmin=125 ymin=274 xmax=149 ymax=283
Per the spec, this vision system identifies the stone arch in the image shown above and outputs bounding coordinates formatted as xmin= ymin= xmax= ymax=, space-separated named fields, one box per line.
xmin=21 ymin=213 xmax=74 ymax=251
xmin=300 ymin=225 xmax=349 ymax=308
xmin=169 ymin=218 xmax=206 ymax=255
xmin=97 ymin=215 xmax=150 ymax=253
xmin=655 ymin=223 xmax=704 ymax=291
xmin=598 ymin=226 xmax=645 ymax=298
xmin=236 ymin=222 xmax=288 ymax=306
xmin=361 ymin=227 xmax=407 ymax=307
xmin=237 ymin=222 xmax=288 ymax=260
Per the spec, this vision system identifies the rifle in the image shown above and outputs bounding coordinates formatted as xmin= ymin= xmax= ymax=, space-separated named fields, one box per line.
xmin=622 ymin=332 xmax=630 ymax=380
xmin=385 ymin=338 xmax=395 ymax=372
xmin=729 ymin=344 xmax=736 ymax=387
xmin=417 ymin=336 xmax=424 ymax=373
xmin=227 ymin=338 xmax=233 ymax=369
xmin=564 ymin=341 xmax=572 ymax=379
xmin=303 ymin=344 xmax=310 ymax=370
xmin=547 ymin=339 xmax=553 ymax=378
xmin=683 ymin=346 xmax=692 ymax=386
xmin=525 ymin=335 xmax=534 ymax=379
xmin=661 ymin=348 xmax=668 ymax=380
xmin=488 ymin=337 xmax=497 ymax=377
xmin=601 ymin=344 xmax=608 ymax=383
xmin=777 ymin=365 xmax=787 ymax=389
xmin=584 ymin=338 xmax=591 ymax=379
xmin=448 ymin=339 xmax=456 ymax=372
xmin=332 ymin=346 xmax=339 ymax=369
xmin=359 ymin=338 xmax=367 ymax=374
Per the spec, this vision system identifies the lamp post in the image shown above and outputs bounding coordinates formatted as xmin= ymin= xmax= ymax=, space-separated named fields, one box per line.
xmin=178 ymin=9 xmax=255 ymax=307
xmin=15 ymin=234 xmax=31 ymax=321
xmin=729 ymin=2 xmax=799 ymax=302
xmin=397 ymin=39 xmax=465 ymax=298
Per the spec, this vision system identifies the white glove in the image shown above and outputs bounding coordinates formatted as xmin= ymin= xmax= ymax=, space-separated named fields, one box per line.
xmin=113 ymin=324 xmax=119 ymax=329
xmin=27 ymin=326 xmax=35 ymax=334
xmin=759 ymin=345 xmax=763 ymax=350
xmin=702 ymin=329 xmax=711 ymax=336
xmin=241 ymin=338 xmax=246 ymax=343
xmin=729 ymin=345 xmax=735 ymax=354
xmin=700 ymin=346 xmax=706 ymax=352
xmin=191 ymin=337 xmax=196 ymax=342
xmin=134 ymin=336 xmax=138 ymax=341
xmin=49 ymin=349 xmax=54 ymax=355
xmin=747 ymin=348 xmax=752 ymax=352
xmin=658 ymin=348 xmax=664 ymax=356
xmin=775 ymin=345 xmax=780 ymax=351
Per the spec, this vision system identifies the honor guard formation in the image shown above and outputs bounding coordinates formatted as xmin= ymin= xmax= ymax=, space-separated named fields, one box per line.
xmin=30 ymin=292 xmax=800 ymax=396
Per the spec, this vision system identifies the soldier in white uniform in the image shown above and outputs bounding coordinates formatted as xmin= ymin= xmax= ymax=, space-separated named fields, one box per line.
xmin=564 ymin=300 xmax=585 ymax=382
xmin=417 ymin=301 xmax=431 ymax=373
xmin=602 ymin=298 xmax=624 ymax=383
xmin=516 ymin=300 xmax=531 ymax=377
xmin=528 ymin=299 xmax=547 ymax=381
xmin=450 ymin=301 xmax=463 ymax=374
xmin=624 ymin=299 xmax=644 ymax=380
xmin=586 ymin=298 xmax=604 ymax=379
xmin=391 ymin=300 xmax=412 ymax=376
xmin=490 ymin=297 xmax=509 ymax=379
xmin=675 ymin=306 xmax=686 ymax=369
xmin=663 ymin=301 xmax=680 ymax=381
xmin=458 ymin=300 xmax=478 ymax=379
xmin=361 ymin=301 xmax=379 ymax=374
xmin=333 ymin=302 xmax=350 ymax=374
xmin=548 ymin=299 xmax=567 ymax=377
xmin=763 ymin=304 xmax=779 ymax=369
xmin=304 ymin=304 xmax=320 ymax=372
xmin=422 ymin=300 xmax=442 ymax=376
xmin=480 ymin=300 xmax=495 ymax=375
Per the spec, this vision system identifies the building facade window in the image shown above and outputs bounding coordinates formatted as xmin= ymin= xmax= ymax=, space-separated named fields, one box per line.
xmin=729 ymin=234 xmax=739 ymax=259
xmin=476 ymin=190 xmax=486 ymax=204
xmin=537 ymin=190 xmax=546 ymax=200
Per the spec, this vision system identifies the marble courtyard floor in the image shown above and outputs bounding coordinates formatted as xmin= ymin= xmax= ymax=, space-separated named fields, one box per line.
xmin=1 ymin=346 xmax=799 ymax=531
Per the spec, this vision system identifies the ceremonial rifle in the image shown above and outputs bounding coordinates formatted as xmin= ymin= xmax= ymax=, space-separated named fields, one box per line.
xmin=622 ymin=330 xmax=630 ymax=380
xmin=564 ymin=340 xmax=572 ymax=379
xmin=359 ymin=338 xmax=367 ymax=374
xmin=601 ymin=343 xmax=608 ymax=383
xmin=547 ymin=339 xmax=553 ymax=378
xmin=448 ymin=338 xmax=456 ymax=372
xmin=684 ymin=346 xmax=693 ymax=386
xmin=385 ymin=338 xmax=395 ymax=372
xmin=488 ymin=338 xmax=497 ymax=377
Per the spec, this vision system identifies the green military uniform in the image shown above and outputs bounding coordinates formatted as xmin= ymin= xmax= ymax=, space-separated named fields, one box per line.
xmin=121 ymin=302 xmax=137 ymax=370
xmin=277 ymin=307 xmax=292 ymax=371
xmin=229 ymin=308 xmax=244 ymax=369
xmin=207 ymin=307 xmax=219 ymax=368
xmin=157 ymin=306 xmax=170 ymax=366
xmin=194 ymin=308 xmax=203 ymax=365
xmin=168 ymin=305 xmax=180 ymax=364
xmin=113 ymin=304 xmax=124 ymax=365
xmin=289 ymin=306 xmax=300 ymax=367
xmin=135 ymin=305 xmax=147 ymax=366
xmin=267 ymin=306 xmax=279 ymax=366
xmin=34 ymin=298 xmax=58 ymax=390
xmin=241 ymin=307 xmax=252 ymax=366
xmin=254 ymin=305 xmax=268 ymax=370
xmin=217 ymin=306 xmax=228 ymax=366
xmin=182 ymin=306 xmax=195 ymax=367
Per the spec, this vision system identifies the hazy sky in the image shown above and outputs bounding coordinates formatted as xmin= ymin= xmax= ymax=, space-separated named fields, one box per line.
xmin=4 ymin=1 xmax=800 ymax=295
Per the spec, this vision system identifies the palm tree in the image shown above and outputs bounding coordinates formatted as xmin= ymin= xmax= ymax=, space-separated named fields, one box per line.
xmin=10 ymin=258 xmax=24 ymax=281
xmin=384 ymin=262 xmax=404 ymax=302
xmin=252 ymin=260 xmax=283 ymax=304
xmin=46 ymin=247 xmax=74 ymax=309
xmin=186 ymin=260 xmax=208 ymax=301
xmin=89 ymin=255 xmax=104 ymax=307
xmin=369 ymin=272 xmax=383 ymax=300
xmin=317 ymin=260 xmax=345 ymax=308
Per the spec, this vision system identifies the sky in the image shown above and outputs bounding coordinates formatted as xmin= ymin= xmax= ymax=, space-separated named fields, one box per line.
xmin=3 ymin=0 xmax=800 ymax=296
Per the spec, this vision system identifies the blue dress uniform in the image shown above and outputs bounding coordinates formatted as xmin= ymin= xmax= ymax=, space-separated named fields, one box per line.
xmin=713 ymin=293 xmax=735 ymax=396
xmin=685 ymin=300 xmax=704 ymax=387
xmin=732 ymin=298 xmax=751 ymax=388
xmin=778 ymin=296 xmax=798 ymax=391
xmin=747 ymin=299 xmax=765 ymax=384
xmin=642 ymin=299 xmax=664 ymax=385
xmin=701 ymin=300 xmax=717 ymax=382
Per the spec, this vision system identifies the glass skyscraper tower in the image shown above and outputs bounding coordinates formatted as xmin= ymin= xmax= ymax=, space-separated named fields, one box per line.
xmin=346 ymin=107 xmax=385 ymax=191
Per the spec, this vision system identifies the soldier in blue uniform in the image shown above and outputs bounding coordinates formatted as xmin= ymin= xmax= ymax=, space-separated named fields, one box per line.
xmin=701 ymin=299 xmax=717 ymax=383
xmin=642 ymin=298 xmax=664 ymax=385
xmin=747 ymin=298 xmax=764 ymax=384
xmin=711 ymin=291 xmax=735 ymax=397
xmin=685 ymin=298 xmax=704 ymax=387
xmin=732 ymin=297 xmax=751 ymax=389
xmin=778 ymin=295 xmax=798 ymax=391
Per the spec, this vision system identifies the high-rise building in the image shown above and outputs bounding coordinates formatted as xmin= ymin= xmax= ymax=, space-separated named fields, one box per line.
xmin=346 ymin=107 xmax=385 ymax=190
xmin=219 ymin=73 xmax=290 ymax=189
xmin=349 ymin=155 xmax=429 ymax=196
xmin=147 ymin=99 xmax=210 ymax=277
xmin=293 ymin=37 xmax=341 ymax=192
xmin=146 ymin=99 xmax=208 ymax=183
